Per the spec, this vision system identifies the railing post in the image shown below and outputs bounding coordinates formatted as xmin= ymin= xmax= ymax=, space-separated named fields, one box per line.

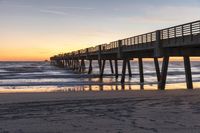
xmin=154 ymin=30 xmax=163 ymax=57
xmin=117 ymin=40 xmax=123 ymax=59
xmin=174 ymin=27 xmax=177 ymax=44
xmin=190 ymin=23 xmax=193 ymax=41
xmin=182 ymin=25 xmax=184 ymax=42
xmin=167 ymin=28 xmax=170 ymax=44
xmin=199 ymin=22 xmax=200 ymax=33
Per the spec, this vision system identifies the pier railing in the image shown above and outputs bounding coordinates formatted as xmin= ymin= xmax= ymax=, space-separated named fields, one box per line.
xmin=53 ymin=20 xmax=200 ymax=57
xmin=161 ymin=20 xmax=200 ymax=40
xmin=50 ymin=20 xmax=200 ymax=59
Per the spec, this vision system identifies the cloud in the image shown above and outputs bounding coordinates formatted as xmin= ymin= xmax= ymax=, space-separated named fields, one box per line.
xmin=118 ymin=5 xmax=200 ymax=26
xmin=39 ymin=6 xmax=94 ymax=16
xmin=39 ymin=9 xmax=67 ymax=15
xmin=147 ymin=5 xmax=200 ymax=22
xmin=49 ymin=6 xmax=94 ymax=10
xmin=0 ymin=3 xmax=32 ymax=8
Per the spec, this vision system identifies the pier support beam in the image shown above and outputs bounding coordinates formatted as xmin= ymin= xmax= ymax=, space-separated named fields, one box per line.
xmin=72 ymin=60 xmax=75 ymax=70
xmin=127 ymin=60 xmax=132 ymax=78
xmin=67 ymin=60 xmax=70 ymax=68
xmin=121 ymin=59 xmax=132 ymax=83
xmin=70 ymin=60 xmax=73 ymax=69
xmin=184 ymin=56 xmax=193 ymax=89
xmin=138 ymin=58 xmax=144 ymax=90
xmin=100 ymin=60 xmax=106 ymax=78
xmin=109 ymin=60 xmax=114 ymax=74
xmin=63 ymin=60 xmax=67 ymax=68
xmin=75 ymin=60 xmax=79 ymax=71
xmin=74 ymin=60 xmax=77 ymax=71
xmin=154 ymin=58 xmax=161 ymax=82
xmin=69 ymin=60 xmax=71 ymax=68
xmin=79 ymin=59 xmax=85 ymax=73
xmin=159 ymin=56 xmax=169 ymax=90
xmin=121 ymin=59 xmax=127 ymax=83
xmin=98 ymin=59 xmax=102 ymax=74
xmin=88 ymin=60 xmax=93 ymax=74
xmin=82 ymin=59 xmax=86 ymax=71
xmin=115 ymin=60 xmax=118 ymax=79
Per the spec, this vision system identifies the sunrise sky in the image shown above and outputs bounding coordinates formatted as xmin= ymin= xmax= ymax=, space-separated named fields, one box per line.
xmin=1 ymin=0 xmax=200 ymax=61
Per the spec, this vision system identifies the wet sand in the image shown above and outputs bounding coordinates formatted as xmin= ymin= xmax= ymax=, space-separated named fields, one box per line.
xmin=0 ymin=90 xmax=200 ymax=133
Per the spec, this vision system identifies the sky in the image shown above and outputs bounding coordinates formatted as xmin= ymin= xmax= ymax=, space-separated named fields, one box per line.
xmin=0 ymin=0 xmax=200 ymax=61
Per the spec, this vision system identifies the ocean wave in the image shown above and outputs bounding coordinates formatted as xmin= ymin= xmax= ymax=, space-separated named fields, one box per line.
xmin=0 ymin=61 xmax=200 ymax=90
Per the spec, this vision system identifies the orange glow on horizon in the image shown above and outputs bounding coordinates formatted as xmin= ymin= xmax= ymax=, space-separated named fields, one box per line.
xmin=0 ymin=34 xmax=200 ymax=61
xmin=0 ymin=41 xmax=88 ymax=61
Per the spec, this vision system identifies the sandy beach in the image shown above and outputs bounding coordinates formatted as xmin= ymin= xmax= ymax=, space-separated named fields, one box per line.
xmin=0 ymin=90 xmax=200 ymax=133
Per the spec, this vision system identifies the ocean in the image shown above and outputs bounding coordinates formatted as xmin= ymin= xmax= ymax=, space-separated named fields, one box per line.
xmin=0 ymin=60 xmax=200 ymax=93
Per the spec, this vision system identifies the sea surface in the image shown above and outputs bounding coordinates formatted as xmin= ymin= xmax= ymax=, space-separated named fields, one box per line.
xmin=0 ymin=60 xmax=200 ymax=93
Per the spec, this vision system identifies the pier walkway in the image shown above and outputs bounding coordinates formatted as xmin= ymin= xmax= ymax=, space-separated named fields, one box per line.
xmin=50 ymin=20 xmax=200 ymax=90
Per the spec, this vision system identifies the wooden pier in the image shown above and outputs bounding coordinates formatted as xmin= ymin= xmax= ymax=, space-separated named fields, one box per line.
xmin=50 ymin=20 xmax=200 ymax=90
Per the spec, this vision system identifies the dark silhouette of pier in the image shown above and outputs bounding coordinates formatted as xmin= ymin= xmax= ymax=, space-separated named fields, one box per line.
xmin=50 ymin=20 xmax=200 ymax=90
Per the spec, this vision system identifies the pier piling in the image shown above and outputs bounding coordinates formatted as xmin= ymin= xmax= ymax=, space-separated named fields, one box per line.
xmin=159 ymin=56 xmax=169 ymax=90
xmin=184 ymin=56 xmax=193 ymax=89
xmin=114 ymin=60 xmax=118 ymax=79
xmin=138 ymin=58 xmax=144 ymax=90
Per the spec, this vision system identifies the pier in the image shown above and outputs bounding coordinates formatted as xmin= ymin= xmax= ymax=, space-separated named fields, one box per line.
xmin=50 ymin=20 xmax=200 ymax=90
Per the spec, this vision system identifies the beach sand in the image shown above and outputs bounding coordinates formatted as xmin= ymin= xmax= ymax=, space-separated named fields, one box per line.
xmin=0 ymin=90 xmax=200 ymax=133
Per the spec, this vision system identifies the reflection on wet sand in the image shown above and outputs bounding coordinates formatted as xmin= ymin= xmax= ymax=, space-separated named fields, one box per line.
xmin=1 ymin=82 xmax=200 ymax=93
